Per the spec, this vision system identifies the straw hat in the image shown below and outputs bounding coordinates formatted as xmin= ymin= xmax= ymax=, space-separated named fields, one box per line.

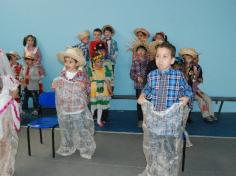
xmin=132 ymin=41 xmax=149 ymax=53
xmin=57 ymin=47 xmax=85 ymax=66
xmin=179 ymin=48 xmax=199 ymax=59
xmin=23 ymin=52 xmax=34 ymax=60
xmin=76 ymin=30 xmax=90 ymax=40
xmin=134 ymin=28 xmax=150 ymax=38
xmin=6 ymin=51 xmax=21 ymax=60
xmin=102 ymin=25 xmax=115 ymax=35
xmin=149 ymin=40 xmax=164 ymax=58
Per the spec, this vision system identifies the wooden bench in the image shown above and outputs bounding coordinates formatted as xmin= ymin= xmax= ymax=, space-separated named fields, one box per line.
xmin=112 ymin=95 xmax=236 ymax=115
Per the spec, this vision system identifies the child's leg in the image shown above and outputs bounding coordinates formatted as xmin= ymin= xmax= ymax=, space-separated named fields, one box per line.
xmin=31 ymin=90 xmax=40 ymax=112
xmin=195 ymin=94 xmax=213 ymax=121
xmin=201 ymin=93 xmax=216 ymax=119
xmin=136 ymin=89 xmax=143 ymax=126
xmin=22 ymin=88 xmax=30 ymax=110
xmin=97 ymin=108 xmax=103 ymax=127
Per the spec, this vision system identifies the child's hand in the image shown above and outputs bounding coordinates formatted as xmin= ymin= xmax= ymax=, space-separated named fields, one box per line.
xmin=51 ymin=82 xmax=57 ymax=89
xmin=137 ymin=93 xmax=146 ymax=105
xmin=138 ymin=77 xmax=143 ymax=83
xmin=20 ymin=79 xmax=26 ymax=87
xmin=179 ymin=96 xmax=189 ymax=106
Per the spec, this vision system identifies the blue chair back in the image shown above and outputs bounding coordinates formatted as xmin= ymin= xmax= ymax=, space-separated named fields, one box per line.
xmin=39 ymin=92 xmax=56 ymax=108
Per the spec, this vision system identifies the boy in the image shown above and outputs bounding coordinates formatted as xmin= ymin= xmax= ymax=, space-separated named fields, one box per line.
xmin=73 ymin=30 xmax=90 ymax=67
xmin=20 ymin=52 xmax=41 ymax=115
xmin=52 ymin=47 xmax=96 ymax=158
xmin=138 ymin=42 xmax=193 ymax=176
xmin=130 ymin=42 xmax=149 ymax=127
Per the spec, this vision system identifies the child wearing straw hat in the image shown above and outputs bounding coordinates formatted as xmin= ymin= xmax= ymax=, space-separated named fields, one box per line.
xmin=20 ymin=52 xmax=41 ymax=116
xmin=73 ymin=30 xmax=91 ymax=67
xmin=6 ymin=51 xmax=23 ymax=81
xmin=88 ymin=42 xmax=112 ymax=128
xmin=0 ymin=49 xmax=21 ymax=176
xmin=130 ymin=42 xmax=149 ymax=127
xmin=52 ymin=47 xmax=96 ymax=159
xmin=179 ymin=48 xmax=217 ymax=122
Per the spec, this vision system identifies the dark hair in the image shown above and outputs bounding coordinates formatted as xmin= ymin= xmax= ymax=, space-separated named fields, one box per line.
xmin=156 ymin=41 xmax=176 ymax=58
xmin=103 ymin=26 xmax=113 ymax=33
xmin=93 ymin=28 xmax=102 ymax=34
xmin=136 ymin=45 xmax=147 ymax=52
xmin=152 ymin=32 xmax=168 ymax=42
xmin=23 ymin=34 xmax=37 ymax=47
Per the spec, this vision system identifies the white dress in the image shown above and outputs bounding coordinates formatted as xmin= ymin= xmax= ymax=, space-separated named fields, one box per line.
xmin=0 ymin=75 xmax=20 ymax=176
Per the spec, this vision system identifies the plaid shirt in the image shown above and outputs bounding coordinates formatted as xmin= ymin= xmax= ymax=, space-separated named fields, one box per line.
xmin=73 ymin=42 xmax=89 ymax=62
xmin=130 ymin=58 xmax=149 ymax=89
xmin=143 ymin=68 xmax=193 ymax=111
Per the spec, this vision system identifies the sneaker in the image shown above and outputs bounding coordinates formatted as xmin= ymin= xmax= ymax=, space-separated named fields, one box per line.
xmin=203 ymin=116 xmax=213 ymax=123
xmin=81 ymin=154 xmax=92 ymax=160
xmin=56 ymin=147 xmax=76 ymax=156
xmin=97 ymin=120 xmax=104 ymax=128
xmin=31 ymin=110 xmax=38 ymax=116
xmin=211 ymin=115 xmax=218 ymax=121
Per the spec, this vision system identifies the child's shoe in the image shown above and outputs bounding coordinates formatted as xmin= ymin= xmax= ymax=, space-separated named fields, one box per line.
xmin=211 ymin=115 xmax=218 ymax=121
xmin=81 ymin=154 xmax=92 ymax=160
xmin=97 ymin=120 xmax=104 ymax=128
xmin=31 ymin=110 xmax=38 ymax=116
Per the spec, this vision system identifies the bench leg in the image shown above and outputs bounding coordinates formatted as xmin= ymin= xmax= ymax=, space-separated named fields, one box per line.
xmin=27 ymin=127 xmax=31 ymax=156
xmin=39 ymin=128 xmax=43 ymax=144
xmin=218 ymin=101 xmax=224 ymax=115
xmin=52 ymin=127 xmax=56 ymax=158
xmin=182 ymin=137 xmax=186 ymax=172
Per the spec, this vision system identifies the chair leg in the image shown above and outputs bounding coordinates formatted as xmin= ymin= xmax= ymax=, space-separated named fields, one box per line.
xmin=27 ymin=126 xmax=31 ymax=156
xmin=52 ymin=127 xmax=56 ymax=158
xmin=39 ymin=128 xmax=43 ymax=144
xmin=182 ymin=137 xmax=186 ymax=172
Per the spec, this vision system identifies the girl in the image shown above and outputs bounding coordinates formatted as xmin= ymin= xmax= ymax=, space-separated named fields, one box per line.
xmin=88 ymin=44 xmax=112 ymax=127
xmin=23 ymin=34 xmax=45 ymax=92
xmin=0 ymin=50 xmax=21 ymax=176
xmin=52 ymin=47 xmax=96 ymax=159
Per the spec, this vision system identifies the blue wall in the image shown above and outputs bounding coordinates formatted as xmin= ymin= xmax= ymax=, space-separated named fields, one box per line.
xmin=1 ymin=0 xmax=236 ymax=111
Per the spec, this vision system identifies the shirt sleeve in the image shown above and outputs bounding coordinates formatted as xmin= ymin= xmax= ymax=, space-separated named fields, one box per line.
xmin=130 ymin=60 xmax=138 ymax=82
xmin=142 ymin=73 xmax=152 ymax=98
xmin=179 ymin=72 xmax=193 ymax=106
xmin=4 ymin=75 xmax=19 ymax=91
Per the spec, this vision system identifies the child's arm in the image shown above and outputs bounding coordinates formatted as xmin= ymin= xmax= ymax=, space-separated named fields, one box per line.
xmin=179 ymin=72 xmax=194 ymax=106
xmin=137 ymin=92 xmax=146 ymax=104
xmin=130 ymin=60 xmax=138 ymax=81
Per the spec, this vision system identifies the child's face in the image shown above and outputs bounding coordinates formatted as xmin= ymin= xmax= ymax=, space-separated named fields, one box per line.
xmin=64 ymin=57 xmax=78 ymax=72
xmin=183 ymin=55 xmax=194 ymax=64
xmin=136 ymin=48 xmax=146 ymax=59
xmin=27 ymin=37 xmax=35 ymax=47
xmin=9 ymin=55 xmax=17 ymax=64
xmin=155 ymin=34 xmax=164 ymax=41
xmin=93 ymin=31 xmax=102 ymax=41
xmin=155 ymin=47 xmax=175 ymax=71
xmin=94 ymin=59 xmax=103 ymax=68
xmin=137 ymin=32 xmax=146 ymax=42
xmin=81 ymin=36 xmax=89 ymax=44
xmin=104 ymin=30 xmax=112 ymax=39
xmin=25 ymin=58 xmax=34 ymax=66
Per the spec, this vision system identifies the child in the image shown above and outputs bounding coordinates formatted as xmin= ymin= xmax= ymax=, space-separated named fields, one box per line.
xmin=88 ymin=43 xmax=112 ymax=127
xmin=130 ymin=42 xmax=149 ymax=127
xmin=138 ymin=42 xmax=193 ymax=176
xmin=52 ymin=47 xmax=96 ymax=158
xmin=0 ymin=50 xmax=21 ymax=176
xmin=102 ymin=25 xmax=118 ymax=87
xmin=20 ymin=52 xmax=41 ymax=115
xmin=179 ymin=48 xmax=216 ymax=122
xmin=152 ymin=31 xmax=168 ymax=42
xmin=89 ymin=28 xmax=108 ymax=59
xmin=73 ymin=30 xmax=91 ymax=67
xmin=23 ymin=34 xmax=45 ymax=92
xmin=131 ymin=28 xmax=150 ymax=61
xmin=6 ymin=51 xmax=23 ymax=81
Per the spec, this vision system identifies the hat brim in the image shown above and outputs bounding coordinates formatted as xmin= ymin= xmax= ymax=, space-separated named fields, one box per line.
xmin=134 ymin=28 xmax=150 ymax=38
xmin=23 ymin=56 xmax=34 ymax=60
xmin=6 ymin=53 xmax=21 ymax=60
xmin=77 ymin=32 xmax=90 ymax=40
xmin=132 ymin=41 xmax=149 ymax=54
xmin=179 ymin=51 xmax=198 ymax=59
xmin=57 ymin=52 xmax=86 ymax=67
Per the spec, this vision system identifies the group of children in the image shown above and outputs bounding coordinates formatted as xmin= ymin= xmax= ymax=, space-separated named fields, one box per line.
xmin=1 ymin=26 xmax=215 ymax=176
xmin=130 ymin=28 xmax=216 ymax=127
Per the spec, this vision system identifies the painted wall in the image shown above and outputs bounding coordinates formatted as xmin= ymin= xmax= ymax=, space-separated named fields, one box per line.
xmin=1 ymin=0 xmax=236 ymax=111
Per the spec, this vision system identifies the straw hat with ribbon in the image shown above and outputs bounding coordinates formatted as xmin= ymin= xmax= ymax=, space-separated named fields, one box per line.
xmin=6 ymin=51 xmax=21 ymax=60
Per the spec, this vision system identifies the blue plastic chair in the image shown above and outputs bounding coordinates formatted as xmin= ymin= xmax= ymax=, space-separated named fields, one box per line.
xmin=27 ymin=92 xmax=58 ymax=158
